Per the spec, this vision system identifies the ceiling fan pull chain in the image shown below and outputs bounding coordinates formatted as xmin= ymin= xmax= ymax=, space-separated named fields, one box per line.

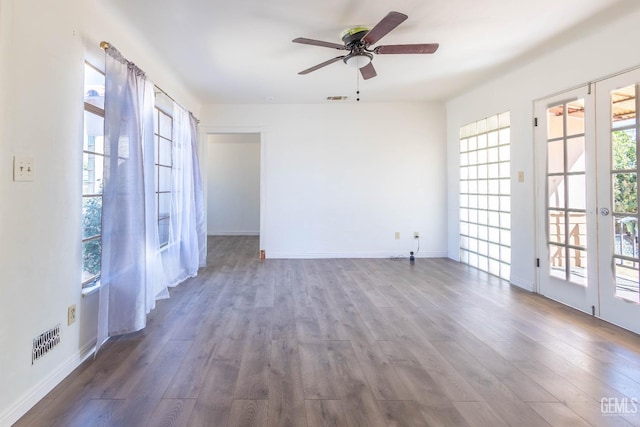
xmin=356 ymin=69 xmax=360 ymax=102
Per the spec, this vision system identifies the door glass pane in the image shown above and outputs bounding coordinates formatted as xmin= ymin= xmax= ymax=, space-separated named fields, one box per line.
xmin=549 ymin=210 xmax=565 ymax=244
xmin=548 ymin=105 xmax=564 ymax=139
xmin=614 ymin=261 xmax=639 ymax=302
xmin=568 ymin=212 xmax=586 ymax=248
xmin=547 ymin=140 xmax=564 ymax=174
xmin=614 ymin=216 xmax=638 ymax=258
xmin=610 ymin=84 xmax=639 ymax=304
xmin=548 ymin=176 xmax=564 ymax=208
xmin=550 ymin=244 xmax=566 ymax=280
xmin=612 ymin=129 xmax=637 ymax=170
xmin=566 ymin=99 xmax=585 ymax=136
xmin=567 ymin=174 xmax=586 ymax=210
xmin=611 ymin=85 xmax=636 ymax=129
xmin=567 ymin=137 xmax=585 ymax=172
xmin=568 ymin=248 xmax=587 ymax=286
xmin=613 ymin=173 xmax=637 ymax=214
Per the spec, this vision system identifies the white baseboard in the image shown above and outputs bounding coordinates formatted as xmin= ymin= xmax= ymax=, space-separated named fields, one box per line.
xmin=0 ymin=340 xmax=95 ymax=427
xmin=266 ymin=251 xmax=448 ymax=259
xmin=208 ymin=231 xmax=259 ymax=236
xmin=510 ymin=274 xmax=534 ymax=291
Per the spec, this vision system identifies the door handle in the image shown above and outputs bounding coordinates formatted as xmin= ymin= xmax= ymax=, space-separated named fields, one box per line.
xmin=599 ymin=207 xmax=610 ymax=216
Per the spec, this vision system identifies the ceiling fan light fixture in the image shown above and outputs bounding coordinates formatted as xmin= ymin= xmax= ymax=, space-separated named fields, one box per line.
xmin=344 ymin=53 xmax=372 ymax=69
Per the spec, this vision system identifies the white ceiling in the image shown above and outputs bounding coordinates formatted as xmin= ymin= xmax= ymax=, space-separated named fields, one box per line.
xmin=104 ymin=0 xmax=625 ymax=105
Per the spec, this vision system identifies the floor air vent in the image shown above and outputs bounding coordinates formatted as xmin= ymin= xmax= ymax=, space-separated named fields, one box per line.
xmin=32 ymin=324 xmax=60 ymax=364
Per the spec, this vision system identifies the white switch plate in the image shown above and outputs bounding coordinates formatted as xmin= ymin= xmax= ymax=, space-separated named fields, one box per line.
xmin=13 ymin=156 xmax=34 ymax=181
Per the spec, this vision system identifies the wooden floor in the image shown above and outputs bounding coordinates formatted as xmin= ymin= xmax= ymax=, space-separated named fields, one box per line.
xmin=16 ymin=236 xmax=640 ymax=426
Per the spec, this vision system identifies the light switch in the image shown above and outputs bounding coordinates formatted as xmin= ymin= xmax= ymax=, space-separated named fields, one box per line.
xmin=13 ymin=156 xmax=35 ymax=181
xmin=517 ymin=171 xmax=524 ymax=183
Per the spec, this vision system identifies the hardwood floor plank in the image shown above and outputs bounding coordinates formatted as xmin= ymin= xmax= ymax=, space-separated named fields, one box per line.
xmin=227 ymin=399 xmax=268 ymax=427
xmin=527 ymin=402 xmax=591 ymax=427
xmin=267 ymin=339 xmax=307 ymax=427
xmin=305 ymin=400 xmax=349 ymax=427
xmin=145 ymin=398 xmax=196 ymax=427
xmin=378 ymin=400 xmax=430 ymax=427
xmin=187 ymin=359 xmax=240 ymax=427
xmin=298 ymin=342 xmax=341 ymax=399
xmin=453 ymin=401 xmax=510 ymax=427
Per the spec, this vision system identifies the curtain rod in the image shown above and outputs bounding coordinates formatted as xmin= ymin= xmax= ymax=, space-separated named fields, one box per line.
xmin=100 ymin=41 xmax=200 ymax=123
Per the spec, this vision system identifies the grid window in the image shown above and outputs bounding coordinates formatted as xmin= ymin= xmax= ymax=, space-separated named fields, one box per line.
xmin=82 ymin=63 xmax=105 ymax=287
xmin=459 ymin=112 xmax=511 ymax=280
xmin=154 ymin=107 xmax=173 ymax=247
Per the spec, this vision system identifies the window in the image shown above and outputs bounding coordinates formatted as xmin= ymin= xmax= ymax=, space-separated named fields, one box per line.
xmin=459 ymin=112 xmax=511 ymax=280
xmin=154 ymin=105 xmax=173 ymax=247
xmin=82 ymin=63 xmax=105 ymax=287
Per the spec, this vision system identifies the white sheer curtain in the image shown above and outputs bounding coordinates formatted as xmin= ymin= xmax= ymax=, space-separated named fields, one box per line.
xmin=97 ymin=48 xmax=167 ymax=351
xmin=163 ymin=103 xmax=206 ymax=286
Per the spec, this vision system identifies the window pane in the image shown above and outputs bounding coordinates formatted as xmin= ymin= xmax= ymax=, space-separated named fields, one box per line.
xmin=159 ymin=137 xmax=172 ymax=166
xmin=159 ymin=111 xmax=172 ymax=139
xmin=84 ymin=112 xmax=104 ymax=153
xmin=158 ymin=192 xmax=171 ymax=219
xmin=83 ymin=152 xmax=104 ymax=195
xmin=82 ymin=239 xmax=102 ymax=284
xmin=82 ymin=196 xmax=102 ymax=239
xmin=159 ymin=165 xmax=172 ymax=192
xmin=84 ymin=63 xmax=104 ymax=110
xmin=159 ymin=218 xmax=170 ymax=246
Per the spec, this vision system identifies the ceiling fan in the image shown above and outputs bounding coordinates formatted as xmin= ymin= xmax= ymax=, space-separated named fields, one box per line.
xmin=292 ymin=11 xmax=439 ymax=80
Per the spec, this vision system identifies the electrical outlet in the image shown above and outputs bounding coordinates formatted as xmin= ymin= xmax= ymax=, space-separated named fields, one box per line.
xmin=394 ymin=232 xmax=400 ymax=240
xmin=414 ymin=232 xmax=420 ymax=239
xmin=67 ymin=305 xmax=76 ymax=325
xmin=13 ymin=156 xmax=35 ymax=181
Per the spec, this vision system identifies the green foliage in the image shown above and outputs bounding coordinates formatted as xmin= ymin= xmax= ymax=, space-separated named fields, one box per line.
xmin=612 ymin=130 xmax=638 ymax=215
xmin=82 ymin=197 xmax=102 ymax=277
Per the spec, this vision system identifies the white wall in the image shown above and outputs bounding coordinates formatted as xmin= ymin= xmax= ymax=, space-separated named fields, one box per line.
xmin=0 ymin=1 xmax=200 ymax=425
xmin=207 ymin=133 xmax=261 ymax=235
xmin=200 ymin=102 xmax=448 ymax=258
xmin=446 ymin=3 xmax=640 ymax=291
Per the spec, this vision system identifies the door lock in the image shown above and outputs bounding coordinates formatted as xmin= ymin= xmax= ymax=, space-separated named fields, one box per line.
xmin=599 ymin=207 xmax=610 ymax=216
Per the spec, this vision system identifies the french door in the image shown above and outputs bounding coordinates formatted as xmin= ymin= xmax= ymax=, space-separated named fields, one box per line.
xmin=596 ymin=69 xmax=640 ymax=334
xmin=535 ymin=86 xmax=599 ymax=315
xmin=536 ymin=70 xmax=640 ymax=334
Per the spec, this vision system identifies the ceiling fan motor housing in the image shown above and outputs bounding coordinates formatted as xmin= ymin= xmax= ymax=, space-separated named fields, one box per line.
xmin=341 ymin=27 xmax=370 ymax=46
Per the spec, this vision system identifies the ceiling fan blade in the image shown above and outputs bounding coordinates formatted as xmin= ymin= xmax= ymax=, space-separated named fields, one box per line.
xmin=374 ymin=43 xmax=439 ymax=54
xmin=362 ymin=11 xmax=408 ymax=45
xmin=292 ymin=37 xmax=346 ymax=50
xmin=360 ymin=62 xmax=377 ymax=80
xmin=298 ymin=56 xmax=345 ymax=75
